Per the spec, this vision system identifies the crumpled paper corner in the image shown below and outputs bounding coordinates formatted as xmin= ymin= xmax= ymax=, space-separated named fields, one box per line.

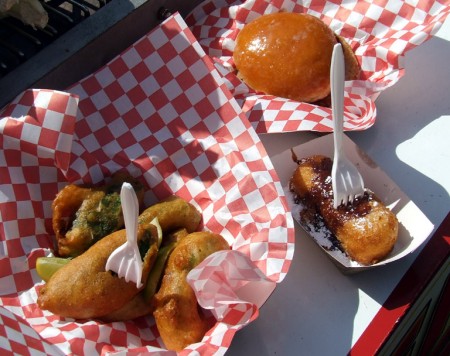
xmin=188 ymin=250 xmax=276 ymax=324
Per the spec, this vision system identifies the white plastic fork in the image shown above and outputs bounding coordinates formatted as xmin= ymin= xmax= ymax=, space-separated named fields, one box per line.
xmin=331 ymin=43 xmax=365 ymax=209
xmin=105 ymin=182 xmax=143 ymax=288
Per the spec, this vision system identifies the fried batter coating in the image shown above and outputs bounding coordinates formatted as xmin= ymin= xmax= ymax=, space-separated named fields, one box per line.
xmin=290 ymin=155 xmax=398 ymax=265
xmin=38 ymin=222 xmax=158 ymax=320
xmin=100 ymin=292 xmax=151 ymax=322
xmin=40 ymin=195 xmax=203 ymax=321
xmin=153 ymin=231 xmax=230 ymax=351
xmin=138 ymin=195 xmax=202 ymax=234
xmin=52 ymin=173 xmax=144 ymax=257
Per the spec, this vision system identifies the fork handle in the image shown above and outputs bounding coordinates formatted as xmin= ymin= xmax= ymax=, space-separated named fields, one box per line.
xmin=121 ymin=182 xmax=139 ymax=246
xmin=331 ymin=43 xmax=345 ymax=157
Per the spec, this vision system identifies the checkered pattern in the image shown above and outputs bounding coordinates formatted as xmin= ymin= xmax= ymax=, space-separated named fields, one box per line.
xmin=183 ymin=250 xmax=277 ymax=355
xmin=187 ymin=250 xmax=277 ymax=314
xmin=0 ymin=13 xmax=294 ymax=355
xmin=186 ymin=0 xmax=450 ymax=133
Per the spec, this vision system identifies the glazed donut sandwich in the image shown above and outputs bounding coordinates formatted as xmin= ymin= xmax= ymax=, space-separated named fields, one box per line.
xmin=233 ymin=12 xmax=360 ymax=104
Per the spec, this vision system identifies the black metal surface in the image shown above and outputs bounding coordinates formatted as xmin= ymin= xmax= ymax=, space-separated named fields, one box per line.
xmin=0 ymin=0 xmax=205 ymax=110
xmin=0 ymin=0 xmax=110 ymax=78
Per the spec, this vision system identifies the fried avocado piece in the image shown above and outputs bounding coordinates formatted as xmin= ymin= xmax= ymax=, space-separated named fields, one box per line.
xmin=52 ymin=173 xmax=144 ymax=257
xmin=38 ymin=222 xmax=158 ymax=320
xmin=138 ymin=195 xmax=202 ymax=234
xmin=153 ymin=231 xmax=230 ymax=351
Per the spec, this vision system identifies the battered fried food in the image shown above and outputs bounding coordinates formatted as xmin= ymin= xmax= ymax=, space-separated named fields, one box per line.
xmin=138 ymin=195 xmax=202 ymax=234
xmin=52 ymin=173 xmax=144 ymax=257
xmin=38 ymin=195 xmax=204 ymax=322
xmin=290 ymin=155 xmax=398 ymax=265
xmin=233 ymin=12 xmax=360 ymax=104
xmin=100 ymin=292 xmax=151 ymax=322
xmin=153 ymin=231 xmax=230 ymax=351
xmin=37 ymin=222 xmax=158 ymax=320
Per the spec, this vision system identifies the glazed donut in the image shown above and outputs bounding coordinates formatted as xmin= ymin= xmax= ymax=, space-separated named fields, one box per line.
xmin=233 ymin=12 xmax=360 ymax=103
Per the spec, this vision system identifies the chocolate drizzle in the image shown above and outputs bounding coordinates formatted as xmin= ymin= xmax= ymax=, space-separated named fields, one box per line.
xmin=293 ymin=156 xmax=374 ymax=230
xmin=290 ymin=155 xmax=376 ymax=256
xmin=290 ymin=154 xmax=398 ymax=265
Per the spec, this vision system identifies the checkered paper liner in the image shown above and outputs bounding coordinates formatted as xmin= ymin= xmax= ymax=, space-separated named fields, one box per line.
xmin=0 ymin=13 xmax=294 ymax=355
xmin=186 ymin=0 xmax=450 ymax=133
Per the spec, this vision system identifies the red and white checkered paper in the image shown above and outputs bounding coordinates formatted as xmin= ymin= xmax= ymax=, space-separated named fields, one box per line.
xmin=186 ymin=0 xmax=450 ymax=133
xmin=0 ymin=13 xmax=294 ymax=355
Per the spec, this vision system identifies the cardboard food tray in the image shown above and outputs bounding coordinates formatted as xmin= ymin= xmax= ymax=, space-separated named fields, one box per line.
xmin=271 ymin=134 xmax=434 ymax=273
xmin=186 ymin=0 xmax=450 ymax=133
xmin=0 ymin=13 xmax=294 ymax=355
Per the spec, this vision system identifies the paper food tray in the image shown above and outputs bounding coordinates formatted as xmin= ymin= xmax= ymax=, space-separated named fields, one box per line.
xmin=271 ymin=134 xmax=434 ymax=273
xmin=186 ymin=0 xmax=450 ymax=133
xmin=0 ymin=13 xmax=294 ymax=355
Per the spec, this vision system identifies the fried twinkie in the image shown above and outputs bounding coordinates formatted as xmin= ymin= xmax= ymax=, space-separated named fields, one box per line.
xmin=38 ymin=223 xmax=159 ymax=320
xmin=153 ymin=231 xmax=230 ymax=351
xmin=52 ymin=173 xmax=144 ymax=257
xmin=290 ymin=155 xmax=398 ymax=265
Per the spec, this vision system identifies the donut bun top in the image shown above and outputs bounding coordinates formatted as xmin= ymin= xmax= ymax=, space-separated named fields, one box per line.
xmin=233 ymin=12 xmax=359 ymax=103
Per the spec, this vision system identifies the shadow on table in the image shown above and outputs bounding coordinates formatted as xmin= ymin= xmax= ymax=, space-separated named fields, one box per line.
xmin=341 ymin=35 xmax=450 ymax=321
xmin=227 ymin=226 xmax=360 ymax=355
xmin=347 ymin=33 xmax=450 ymax=305
xmin=349 ymin=34 xmax=450 ymax=232
xmin=228 ymin=33 xmax=450 ymax=356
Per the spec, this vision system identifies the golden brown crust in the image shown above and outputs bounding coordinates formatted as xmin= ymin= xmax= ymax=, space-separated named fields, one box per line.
xmin=52 ymin=184 xmax=100 ymax=255
xmin=40 ymin=194 xmax=203 ymax=321
xmin=138 ymin=195 xmax=202 ymax=234
xmin=233 ymin=12 xmax=360 ymax=105
xmin=337 ymin=202 xmax=398 ymax=265
xmin=336 ymin=34 xmax=360 ymax=81
xmin=153 ymin=231 xmax=230 ymax=351
xmin=233 ymin=12 xmax=337 ymax=103
xmin=99 ymin=291 xmax=152 ymax=322
xmin=313 ymin=35 xmax=360 ymax=107
xmin=290 ymin=155 xmax=398 ymax=265
xmin=37 ymin=224 xmax=158 ymax=319
xmin=52 ymin=174 xmax=145 ymax=257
